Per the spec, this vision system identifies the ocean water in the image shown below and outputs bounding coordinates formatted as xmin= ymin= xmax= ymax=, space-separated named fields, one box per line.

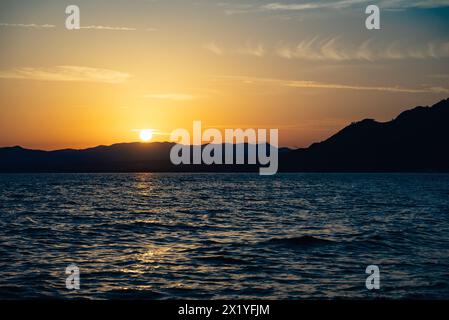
xmin=0 ymin=173 xmax=449 ymax=299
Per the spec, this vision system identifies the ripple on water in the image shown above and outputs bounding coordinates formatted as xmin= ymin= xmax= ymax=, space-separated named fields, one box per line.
xmin=0 ymin=173 xmax=449 ymax=299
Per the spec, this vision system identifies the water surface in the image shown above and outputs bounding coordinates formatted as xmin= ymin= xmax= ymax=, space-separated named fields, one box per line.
xmin=1 ymin=173 xmax=449 ymax=299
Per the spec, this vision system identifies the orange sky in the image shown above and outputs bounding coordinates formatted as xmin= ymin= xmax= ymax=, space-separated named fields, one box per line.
xmin=0 ymin=0 xmax=448 ymax=150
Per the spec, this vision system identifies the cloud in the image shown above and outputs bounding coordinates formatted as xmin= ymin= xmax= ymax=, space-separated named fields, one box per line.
xmin=217 ymin=3 xmax=257 ymax=15
xmin=428 ymin=74 xmax=449 ymax=79
xmin=262 ymin=0 xmax=368 ymax=11
xmin=144 ymin=93 xmax=195 ymax=101
xmin=80 ymin=25 xmax=137 ymax=31
xmin=0 ymin=22 xmax=154 ymax=31
xmin=205 ymin=38 xmax=449 ymax=61
xmin=0 ymin=66 xmax=131 ymax=84
xmin=237 ymin=43 xmax=265 ymax=57
xmin=286 ymin=80 xmax=448 ymax=93
xmin=427 ymin=86 xmax=449 ymax=93
xmin=204 ymin=42 xmax=265 ymax=57
xmin=379 ymin=0 xmax=449 ymax=9
xmin=217 ymin=75 xmax=449 ymax=94
xmin=220 ymin=0 xmax=449 ymax=15
xmin=276 ymin=37 xmax=449 ymax=61
xmin=261 ymin=0 xmax=449 ymax=11
xmin=0 ymin=23 xmax=55 ymax=28
xmin=204 ymin=42 xmax=224 ymax=55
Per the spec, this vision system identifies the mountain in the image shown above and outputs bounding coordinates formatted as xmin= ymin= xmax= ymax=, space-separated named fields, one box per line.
xmin=0 ymin=142 xmax=176 ymax=172
xmin=1 ymin=98 xmax=449 ymax=172
xmin=281 ymin=98 xmax=449 ymax=171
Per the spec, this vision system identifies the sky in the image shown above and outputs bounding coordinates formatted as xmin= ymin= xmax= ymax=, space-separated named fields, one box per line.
xmin=0 ymin=0 xmax=448 ymax=149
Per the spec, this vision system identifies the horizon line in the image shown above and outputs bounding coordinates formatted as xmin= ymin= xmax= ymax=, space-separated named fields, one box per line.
xmin=0 ymin=141 xmax=299 ymax=152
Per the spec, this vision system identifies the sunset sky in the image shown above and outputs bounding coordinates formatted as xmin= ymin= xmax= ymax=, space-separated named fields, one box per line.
xmin=1 ymin=0 xmax=448 ymax=150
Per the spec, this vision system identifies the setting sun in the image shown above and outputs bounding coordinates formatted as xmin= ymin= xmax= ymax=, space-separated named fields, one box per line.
xmin=139 ymin=129 xmax=153 ymax=142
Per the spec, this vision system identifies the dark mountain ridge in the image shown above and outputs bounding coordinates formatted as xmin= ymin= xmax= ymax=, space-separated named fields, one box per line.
xmin=1 ymin=98 xmax=448 ymax=172
xmin=282 ymin=98 xmax=449 ymax=171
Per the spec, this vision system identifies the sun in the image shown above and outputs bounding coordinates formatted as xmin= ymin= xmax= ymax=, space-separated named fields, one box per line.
xmin=139 ymin=129 xmax=153 ymax=142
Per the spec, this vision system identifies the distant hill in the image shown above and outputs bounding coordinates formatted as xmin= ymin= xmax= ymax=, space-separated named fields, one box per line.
xmin=1 ymin=98 xmax=448 ymax=172
xmin=0 ymin=142 xmax=176 ymax=172
xmin=281 ymin=98 xmax=449 ymax=172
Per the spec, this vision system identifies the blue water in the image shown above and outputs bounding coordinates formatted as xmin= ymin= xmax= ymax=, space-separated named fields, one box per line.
xmin=1 ymin=173 xmax=449 ymax=299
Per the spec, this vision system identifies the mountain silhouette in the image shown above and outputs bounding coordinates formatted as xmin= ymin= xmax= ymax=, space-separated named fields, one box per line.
xmin=1 ymin=98 xmax=448 ymax=172
xmin=281 ymin=98 xmax=449 ymax=171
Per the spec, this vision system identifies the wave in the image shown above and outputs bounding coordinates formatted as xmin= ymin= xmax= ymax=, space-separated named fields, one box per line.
xmin=100 ymin=288 xmax=165 ymax=300
xmin=101 ymin=220 xmax=201 ymax=231
xmin=262 ymin=235 xmax=334 ymax=247
xmin=176 ymin=208 xmax=232 ymax=215
xmin=196 ymin=255 xmax=248 ymax=265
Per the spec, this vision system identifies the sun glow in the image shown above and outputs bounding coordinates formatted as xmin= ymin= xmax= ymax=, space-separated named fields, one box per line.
xmin=139 ymin=129 xmax=153 ymax=142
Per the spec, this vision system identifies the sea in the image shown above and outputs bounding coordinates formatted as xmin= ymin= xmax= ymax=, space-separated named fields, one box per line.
xmin=0 ymin=173 xmax=448 ymax=299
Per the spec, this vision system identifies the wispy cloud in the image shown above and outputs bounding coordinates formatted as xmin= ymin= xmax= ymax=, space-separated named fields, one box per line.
xmin=144 ymin=93 xmax=195 ymax=101
xmin=375 ymin=0 xmax=449 ymax=9
xmin=286 ymin=80 xmax=449 ymax=93
xmin=262 ymin=0 xmax=368 ymax=11
xmin=262 ymin=0 xmax=449 ymax=11
xmin=220 ymin=0 xmax=449 ymax=15
xmin=276 ymin=37 xmax=449 ymax=61
xmin=0 ymin=23 xmax=55 ymax=28
xmin=0 ymin=22 xmax=154 ymax=31
xmin=428 ymin=73 xmax=449 ymax=79
xmin=217 ymin=75 xmax=449 ymax=94
xmin=204 ymin=42 xmax=265 ymax=57
xmin=80 ymin=25 xmax=137 ymax=31
xmin=237 ymin=42 xmax=265 ymax=57
xmin=0 ymin=66 xmax=131 ymax=84
xmin=205 ymin=38 xmax=449 ymax=61
xmin=217 ymin=2 xmax=257 ymax=15
xmin=204 ymin=42 xmax=224 ymax=55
